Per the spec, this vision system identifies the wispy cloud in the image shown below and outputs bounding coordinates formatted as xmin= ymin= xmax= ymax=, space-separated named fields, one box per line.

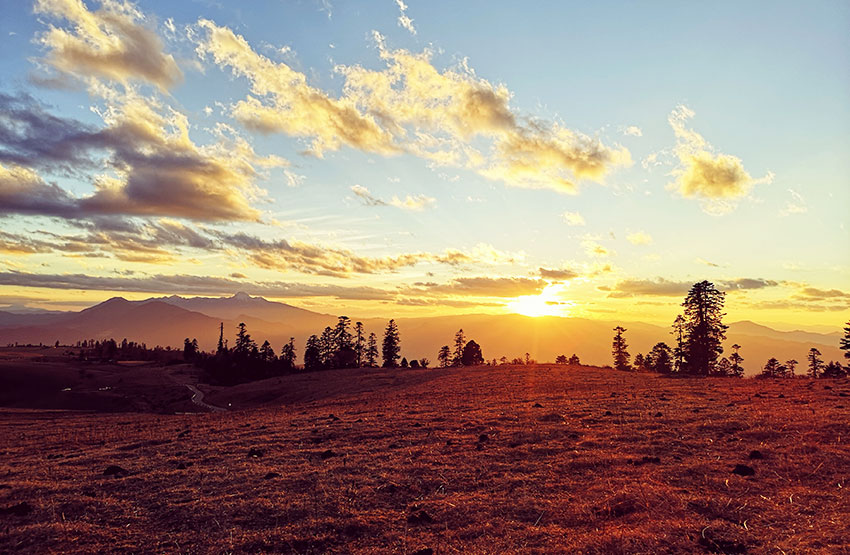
xmin=350 ymin=184 xmax=435 ymax=211
xmin=394 ymin=0 xmax=416 ymax=35
xmin=626 ymin=231 xmax=652 ymax=245
xmin=562 ymin=211 xmax=586 ymax=226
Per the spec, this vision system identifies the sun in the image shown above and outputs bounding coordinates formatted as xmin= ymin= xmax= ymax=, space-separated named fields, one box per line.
xmin=507 ymin=284 xmax=573 ymax=317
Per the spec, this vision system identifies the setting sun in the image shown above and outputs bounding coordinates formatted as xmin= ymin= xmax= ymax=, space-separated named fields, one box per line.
xmin=507 ymin=284 xmax=573 ymax=317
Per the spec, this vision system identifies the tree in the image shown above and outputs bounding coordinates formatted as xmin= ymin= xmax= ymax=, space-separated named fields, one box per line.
xmin=525 ymin=352 xmax=531 ymax=366
xmin=761 ymin=358 xmax=781 ymax=378
xmin=807 ymin=348 xmax=823 ymax=378
xmin=400 ymin=357 xmax=408 ymax=368
xmin=633 ymin=353 xmax=645 ymax=371
xmin=611 ymin=326 xmax=630 ymax=371
xmin=304 ymin=335 xmax=322 ymax=371
xmin=716 ymin=357 xmax=732 ymax=377
xmin=259 ymin=340 xmax=276 ymax=363
xmin=438 ymin=345 xmax=451 ymax=368
xmin=499 ymin=356 xmax=508 ymax=365
xmin=319 ymin=326 xmax=335 ymax=368
xmin=382 ymin=319 xmax=401 ymax=368
xmin=681 ymin=281 xmax=727 ymax=375
xmin=672 ymin=315 xmax=686 ymax=373
xmin=823 ymin=360 xmax=847 ymax=378
xmin=841 ymin=321 xmax=850 ymax=365
xmin=354 ymin=321 xmax=364 ymax=367
xmin=785 ymin=359 xmax=798 ymax=378
xmin=409 ymin=358 xmax=420 ymax=368
xmin=452 ymin=329 xmax=466 ymax=367
xmin=234 ymin=322 xmax=254 ymax=357
xmin=183 ymin=337 xmax=198 ymax=361
xmin=729 ymin=344 xmax=744 ymax=377
xmin=568 ymin=354 xmax=580 ymax=365
xmin=461 ymin=340 xmax=484 ymax=366
xmin=555 ymin=354 xmax=568 ymax=365
xmin=281 ymin=337 xmax=296 ymax=370
xmin=648 ymin=342 xmax=673 ymax=374
xmin=365 ymin=333 xmax=379 ymax=367
xmin=419 ymin=357 xmax=430 ymax=368
xmin=217 ymin=322 xmax=225 ymax=355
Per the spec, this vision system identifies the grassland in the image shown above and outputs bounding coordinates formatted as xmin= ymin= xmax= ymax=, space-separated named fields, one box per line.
xmin=1 ymin=363 xmax=849 ymax=554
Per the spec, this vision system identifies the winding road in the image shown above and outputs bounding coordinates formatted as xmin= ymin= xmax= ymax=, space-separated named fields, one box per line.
xmin=183 ymin=383 xmax=226 ymax=412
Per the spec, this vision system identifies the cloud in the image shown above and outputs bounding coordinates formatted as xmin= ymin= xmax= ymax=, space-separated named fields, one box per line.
xmin=195 ymin=19 xmax=397 ymax=157
xmin=350 ymin=184 xmax=435 ymax=211
xmin=0 ymin=92 xmax=281 ymax=221
xmin=779 ymin=189 xmax=807 ymax=217
xmin=582 ymin=240 xmax=612 ymax=257
xmin=623 ymin=126 xmax=642 ymax=137
xmin=667 ymin=105 xmax=772 ymax=211
xmin=795 ymin=287 xmax=849 ymax=299
xmin=0 ymin=270 xmax=396 ymax=300
xmin=408 ymin=276 xmax=546 ymax=297
xmin=538 ymin=267 xmax=580 ymax=281
xmin=196 ymin=21 xmax=630 ymax=192
xmin=394 ymin=0 xmax=416 ymax=35
xmin=562 ymin=211 xmax=586 ymax=226
xmin=602 ymin=276 xmax=781 ymax=298
xmin=626 ymin=231 xmax=652 ymax=245
xmin=33 ymin=0 xmax=182 ymax=90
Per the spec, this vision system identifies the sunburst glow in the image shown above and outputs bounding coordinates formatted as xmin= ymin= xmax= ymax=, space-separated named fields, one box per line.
xmin=507 ymin=284 xmax=573 ymax=317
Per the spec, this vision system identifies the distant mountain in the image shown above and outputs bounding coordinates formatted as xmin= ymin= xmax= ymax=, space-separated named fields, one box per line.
xmin=0 ymin=294 xmax=844 ymax=376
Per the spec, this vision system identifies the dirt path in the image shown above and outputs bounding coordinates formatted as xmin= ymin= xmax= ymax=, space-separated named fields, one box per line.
xmin=183 ymin=383 xmax=226 ymax=412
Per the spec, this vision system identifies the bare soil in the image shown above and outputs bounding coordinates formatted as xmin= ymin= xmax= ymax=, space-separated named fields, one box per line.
xmin=1 ymin=362 xmax=849 ymax=554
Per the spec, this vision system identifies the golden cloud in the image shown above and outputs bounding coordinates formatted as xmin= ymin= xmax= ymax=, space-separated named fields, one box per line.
xmin=33 ymin=0 xmax=182 ymax=90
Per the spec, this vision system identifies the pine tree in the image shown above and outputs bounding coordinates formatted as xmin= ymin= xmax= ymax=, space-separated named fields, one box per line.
xmin=634 ymin=353 xmax=645 ymax=371
xmin=365 ymin=333 xmax=379 ymax=367
xmin=382 ymin=320 xmax=400 ymax=368
xmin=762 ymin=357 xmax=781 ymax=378
xmin=461 ymin=340 xmax=484 ymax=366
xmin=234 ymin=322 xmax=254 ymax=358
xmin=840 ymin=321 xmax=850 ymax=365
xmin=611 ymin=326 xmax=630 ymax=371
xmin=672 ymin=315 xmax=685 ymax=372
xmin=729 ymin=344 xmax=744 ymax=377
xmin=438 ymin=345 xmax=451 ymax=368
xmin=259 ymin=340 xmax=276 ymax=363
xmin=304 ymin=335 xmax=322 ymax=371
xmin=649 ymin=342 xmax=673 ymax=374
xmin=555 ymin=355 xmax=568 ymax=364
xmin=807 ymin=347 xmax=823 ymax=378
xmin=217 ymin=322 xmax=225 ymax=354
xmin=319 ymin=326 xmax=334 ymax=369
xmin=281 ymin=337 xmax=296 ymax=370
xmin=681 ymin=281 xmax=727 ymax=375
xmin=354 ymin=321 xmax=364 ymax=367
xmin=785 ymin=359 xmax=798 ymax=378
xmin=452 ymin=329 xmax=466 ymax=367
xmin=716 ymin=357 xmax=732 ymax=377
xmin=568 ymin=354 xmax=580 ymax=365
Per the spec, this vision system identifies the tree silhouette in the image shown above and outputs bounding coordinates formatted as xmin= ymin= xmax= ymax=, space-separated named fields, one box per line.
xmin=438 ymin=345 xmax=451 ymax=368
xmin=555 ymin=354 xmax=568 ymax=364
xmin=729 ymin=344 xmax=744 ymax=377
xmin=525 ymin=352 xmax=531 ymax=365
xmin=452 ymin=329 xmax=465 ymax=367
xmin=234 ymin=322 xmax=254 ymax=357
xmin=611 ymin=326 xmax=630 ymax=371
xmin=672 ymin=315 xmax=685 ymax=373
xmin=716 ymin=357 xmax=732 ymax=376
xmin=259 ymin=340 xmax=276 ymax=363
xmin=304 ymin=335 xmax=322 ymax=371
xmin=762 ymin=357 xmax=781 ymax=378
xmin=281 ymin=337 xmax=296 ymax=370
xmin=807 ymin=347 xmax=823 ymax=378
xmin=648 ymin=342 xmax=673 ymax=374
xmin=382 ymin=319 xmax=400 ymax=368
xmin=401 ymin=357 xmax=408 ymax=368
xmin=183 ymin=337 xmax=198 ymax=361
xmin=216 ymin=322 xmax=225 ymax=355
xmin=461 ymin=340 xmax=484 ymax=366
xmin=785 ymin=359 xmax=798 ymax=378
xmin=841 ymin=321 xmax=850 ymax=365
xmin=681 ymin=281 xmax=727 ymax=375
xmin=568 ymin=353 xmax=580 ymax=365
xmin=365 ymin=332 xmax=379 ymax=367
xmin=823 ymin=360 xmax=847 ymax=378
xmin=354 ymin=321 xmax=364 ymax=367
xmin=633 ymin=353 xmax=645 ymax=371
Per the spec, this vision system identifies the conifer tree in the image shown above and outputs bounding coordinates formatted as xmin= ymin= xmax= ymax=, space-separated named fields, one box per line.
xmin=354 ymin=321 xmax=364 ymax=367
xmin=438 ymin=345 xmax=451 ymax=368
xmin=611 ymin=326 xmax=631 ymax=371
xmin=840 ymin=321 xmax=850 ymax=365
xmin=807 ymin=347 xmax=823 ymax=378
xmin=365 ymin=332 xmax=379 ymax=367
xmin=681 ymin=281 xmax=727 ymax=375
xmin=382 ymin=320 xmax=400 ymax=368
xmin=729 ymin=344 xmax=744 ymax=377
xmin=452 ymin=329 xmax=466 ymax=367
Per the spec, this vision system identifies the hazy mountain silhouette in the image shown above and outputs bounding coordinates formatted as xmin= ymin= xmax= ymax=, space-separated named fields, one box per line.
xmin=0 ymin=294 xmax=842 ymax=374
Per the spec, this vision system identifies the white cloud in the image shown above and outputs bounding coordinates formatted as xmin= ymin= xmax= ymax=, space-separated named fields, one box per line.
xmin=624 ymin=126 xmax=642 ymax=137
xmin=562 ymin=211 xmax=586 ymax=226
xmin=395 ymin=0 xmax=416 ymax=35
xmin=626 ymin=231 xmax=652 ymax=245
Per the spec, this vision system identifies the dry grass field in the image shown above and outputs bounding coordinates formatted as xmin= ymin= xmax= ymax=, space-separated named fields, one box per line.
xmin=1 ymin=363 xmax=849 ymax=554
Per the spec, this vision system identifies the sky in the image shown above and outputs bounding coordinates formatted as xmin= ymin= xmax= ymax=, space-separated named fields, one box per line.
xmin=0 ymin=0 xmax=848 ymax=330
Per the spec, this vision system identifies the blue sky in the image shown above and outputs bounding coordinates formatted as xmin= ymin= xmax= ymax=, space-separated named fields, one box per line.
xmin=0 ymin=0 xmax=847 ymax=329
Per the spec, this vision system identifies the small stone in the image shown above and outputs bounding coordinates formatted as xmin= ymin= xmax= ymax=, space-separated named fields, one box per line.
xmin=478 ymin=434 xmax=489 ymax=442
xmin=103 ymin=465 xmax=128 ymax=477
xmin=0 ymin=502 xmax=32 ymax=517
xmin=320 ymin=449 xmax=337 ymax=459
xmin=247 ymin=447 xmax=264 ymax=458
xmin=748 ymin=450 xmax=763 ymax=460
xmin=406 ymin=510 xmax=434 ymax=525
xmin=263 ymin=472 xmax=281 ymax=480
xmin=532 ymin=402 xmax=543 ymax=408
xmin=732 ymin=464 xmax=755 ymax=477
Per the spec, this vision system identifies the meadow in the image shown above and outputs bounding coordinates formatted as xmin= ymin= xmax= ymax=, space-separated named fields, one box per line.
xmin=1 ymin=363 xmax=848 ymax=554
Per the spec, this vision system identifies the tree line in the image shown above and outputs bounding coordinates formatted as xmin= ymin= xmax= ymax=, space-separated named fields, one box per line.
xmin=610 ymin=280 xmax=850 ymax=378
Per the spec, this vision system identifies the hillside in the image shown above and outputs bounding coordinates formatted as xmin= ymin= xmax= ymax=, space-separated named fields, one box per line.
xmin=1 ymin=365 xmax=848 ymax=553
xmin=0 ymin=294 xmax=844 ymax=376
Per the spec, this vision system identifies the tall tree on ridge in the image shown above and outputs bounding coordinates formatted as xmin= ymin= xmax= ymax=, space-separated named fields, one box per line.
xmin=729 ymin=344 xmax=744 ymax=377
xmin=807 ymin=347 xmax=823 ymax=378
xmin=382 ymin=320 xmax=400 ymax=368
xmin=681 ymin=281 xmax=727 ymax=376
xmin=840 ymin=321 xmax=850 ymax=366
xmin=354 ymin=321 xmax=364 ymax=368
xmin=452 ymin=329 xmax=466 ymax=367
xmin=438 ymin=345 xmax=451 ymax=368
xmin=611 ymin=326 xmax=630 ymax=371
xmin=365 ymin=332 xmax=379 ymax=368
xmin=672 ymin=315 xmax=685 ymax=373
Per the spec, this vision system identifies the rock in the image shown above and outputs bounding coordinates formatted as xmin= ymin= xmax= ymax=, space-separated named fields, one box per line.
xmin=328 ymin=414 xmax=340 ymax=421
xmin=320 ymin=449 xmax=337 ymax=460
xmin=263 ymin=472 xmax=281 ymax=480
xmin=698 ymin=521 xmax=749 ymax=553
xmin=478 ymin=434 xmax=489 ymax=443
xmin=247 ymin=447 xmax=265 ymax=458
xmin=732 ymin=464 xmax=755 ymax=477
xmin=532 ymin=402 xmax=543 ymax=408
xmin=406 ymin=510 xmax=434 ymax=525
xmin=412 ymin=549 xmax=434 ymax=555
xmin=103 ymin=465 xmax=128 ymax=477
xmin=640 ymin=456 xmax=661 ymax=464
xmin=654 ymin=412 xmax=663 ymax=417
xmin=604 ymin=410 xmax=613 ymax=416
xmin=176 ymin=461 xmax=193 ymax=470
xmin=748 ymin=450 xmax=763 ymax=460
xmin=0 ymin=502 xmax=32 ymax=517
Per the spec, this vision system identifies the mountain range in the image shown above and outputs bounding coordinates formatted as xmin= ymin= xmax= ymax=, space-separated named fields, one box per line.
xmin=0 ymin=293 xmax=844 ymax=376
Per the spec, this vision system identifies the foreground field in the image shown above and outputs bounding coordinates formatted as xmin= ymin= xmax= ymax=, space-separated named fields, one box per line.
xmin=1 ymin=365 xmax=849 ymax=554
